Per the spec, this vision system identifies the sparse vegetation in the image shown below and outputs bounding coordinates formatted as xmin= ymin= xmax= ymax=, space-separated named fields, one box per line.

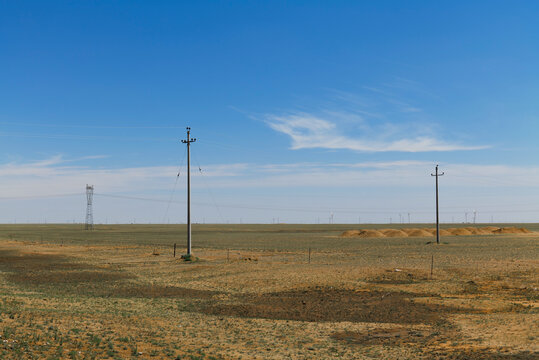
xmin=0 ymin=223 xmax=537 ymax=359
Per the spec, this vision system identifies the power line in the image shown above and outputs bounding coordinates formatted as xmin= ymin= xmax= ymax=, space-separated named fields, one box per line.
xmin=162 ymin=145 xmax=187 ymax=223
xmin=193 ymin=153 xmax=225 ymax=223
xmin=0 ymin=121 xmax=188 ymax=129
xmin=0 ymin=193 xmax=83 ymax=200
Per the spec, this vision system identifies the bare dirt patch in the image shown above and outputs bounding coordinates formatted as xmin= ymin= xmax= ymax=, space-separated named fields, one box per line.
xmin=6 ymin=270 xmax=132 ymax=284
xmin=332 ymin=327 xmax=431 ymax=346
xmin=203 ymin=288 xmax=468 ymax=324
xmin=106 ymin=284 xmax=218 ymax=299
xmin=367 ymin=270 xmax=422 ymax=284
xmin=332 ymin=328 xmax=539 ymax=359
xmin=0 ymin=249 xmax=133 ymax=286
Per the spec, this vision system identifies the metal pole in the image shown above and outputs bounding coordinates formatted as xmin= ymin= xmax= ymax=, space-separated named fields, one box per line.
xmin=430 ymin=254 xmax=434 ymax=279
xmin=181 ymin=127 xmax=196 ymax=255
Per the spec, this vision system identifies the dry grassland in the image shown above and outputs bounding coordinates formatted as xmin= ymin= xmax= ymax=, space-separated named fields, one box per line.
xmin=0 ymin=224 xmax=537 ymax=359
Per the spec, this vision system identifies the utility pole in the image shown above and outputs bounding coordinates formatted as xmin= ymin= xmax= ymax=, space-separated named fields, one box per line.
xmin=85 ymin=185 xmax=94 ymax=230
xmin=181 ymin=127 xmax=196 ymax=255
xmin=431 ymin=165 xmax=444 ymax=244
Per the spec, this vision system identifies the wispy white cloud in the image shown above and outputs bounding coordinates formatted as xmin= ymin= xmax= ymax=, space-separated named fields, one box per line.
xmin=4 ymin=156 xmax=539 ymax=200
xmin=266 ymin=112 xmax=487 ymax=152
xmin=3 ymin=157 xmax=539 ymax=223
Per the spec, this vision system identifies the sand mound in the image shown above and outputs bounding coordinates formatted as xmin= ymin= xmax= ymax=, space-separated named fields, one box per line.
xmin=448 ymin=228 xmax=472 ymax=236
xmin=463 ymin=227 xmax=482 ymax=235
xmin=380 ymin=229 xmax=409 ymax=237
xmin=340 ymin=226 xmax=532 ymax=238
xmin=341 ymin=230 xmax=362 ymax=237
xmin=357 ymin=230 xmax=386 ymax=238
xmin=492 ymin=227 xmax=531 ymax=234
xmin=405 ymin=229 xmax=433 ymax=237
xmin=481 ymin=226 xmax=499 ymax=233
xmin=401 ymin=228 xmax=421 ymax=235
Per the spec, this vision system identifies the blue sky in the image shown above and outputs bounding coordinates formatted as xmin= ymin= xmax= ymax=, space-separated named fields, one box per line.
xmin=2 ymin=1 xmax=539 ymax=223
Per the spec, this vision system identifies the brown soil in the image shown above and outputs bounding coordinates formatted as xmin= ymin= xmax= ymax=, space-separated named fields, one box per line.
xmin=107 ymin=284 xmax=218 ymax=299
xmin=203 ymin=288 xmax=469 ymax=324
xmin=332 ymin=329 xmax=539 ymax=359
xmin=367 ymin=270 xmax=420 ymax=284
xmin=0 ymin=250 xmax=134 ymax=285
xmin=332 ymin=327 xmax=431 ymax=346
xmin=6 ymin=270 xmax=133 ymax=284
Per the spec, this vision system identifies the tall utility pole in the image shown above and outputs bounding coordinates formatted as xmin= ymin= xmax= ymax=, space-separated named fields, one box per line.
xmin=181 ymin=127 xmax=196 ymax=255
xmin=85 ymin=185 xmax=94 ymax=230
xmin=431 ymin=165 xmax=444 ymax=244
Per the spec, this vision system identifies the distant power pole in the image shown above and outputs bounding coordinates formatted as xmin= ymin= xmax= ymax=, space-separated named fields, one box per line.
xmin=85 ymin=185 xmax=94 ymax=230
xmin=473 ymin=210 xmax=477 ymax=224
xmin=181 ymin=127 xmax=196 ymax=255
xmin=408 ymin=212 xmax=411 ymax=224
xmin=431 ymin=165 xmax=444 ymax=244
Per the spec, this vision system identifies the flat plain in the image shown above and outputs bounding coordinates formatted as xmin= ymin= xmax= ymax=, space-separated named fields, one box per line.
xmin=0 ymin=223 xmax=537 ymax=359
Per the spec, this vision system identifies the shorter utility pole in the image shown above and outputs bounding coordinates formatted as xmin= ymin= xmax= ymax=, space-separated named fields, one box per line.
xmin=431 ymin=165 xmax=444 ymax=244
xmin=181 ymin=127 xmax=196 ymax=255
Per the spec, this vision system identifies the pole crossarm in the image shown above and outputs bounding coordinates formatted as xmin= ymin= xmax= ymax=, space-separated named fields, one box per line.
xmin=181 ymin=127 xmax=197 ymax=145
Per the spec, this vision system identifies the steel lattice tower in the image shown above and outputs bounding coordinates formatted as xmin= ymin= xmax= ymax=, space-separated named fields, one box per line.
xmin=85 ymin=184 xmax=94 ymax=230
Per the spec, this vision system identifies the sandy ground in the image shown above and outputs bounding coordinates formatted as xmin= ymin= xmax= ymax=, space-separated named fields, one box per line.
xmin=0 ymin=225 xmax=537 ymax=359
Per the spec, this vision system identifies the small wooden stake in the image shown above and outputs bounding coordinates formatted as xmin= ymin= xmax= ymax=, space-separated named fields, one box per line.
xmin=173 ymin=243 xmax=176 ymax=258
xmin=227 ymin=248 xmax=230 ymax=263
xmin=430 ymin=255 xmax=434 ymax=279
xmin=308 ymin=247 xmax=311 ymax=264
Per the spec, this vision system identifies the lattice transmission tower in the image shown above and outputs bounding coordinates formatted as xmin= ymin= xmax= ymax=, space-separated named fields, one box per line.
xmin=85 ymin=184 xmax=94 ymax=230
